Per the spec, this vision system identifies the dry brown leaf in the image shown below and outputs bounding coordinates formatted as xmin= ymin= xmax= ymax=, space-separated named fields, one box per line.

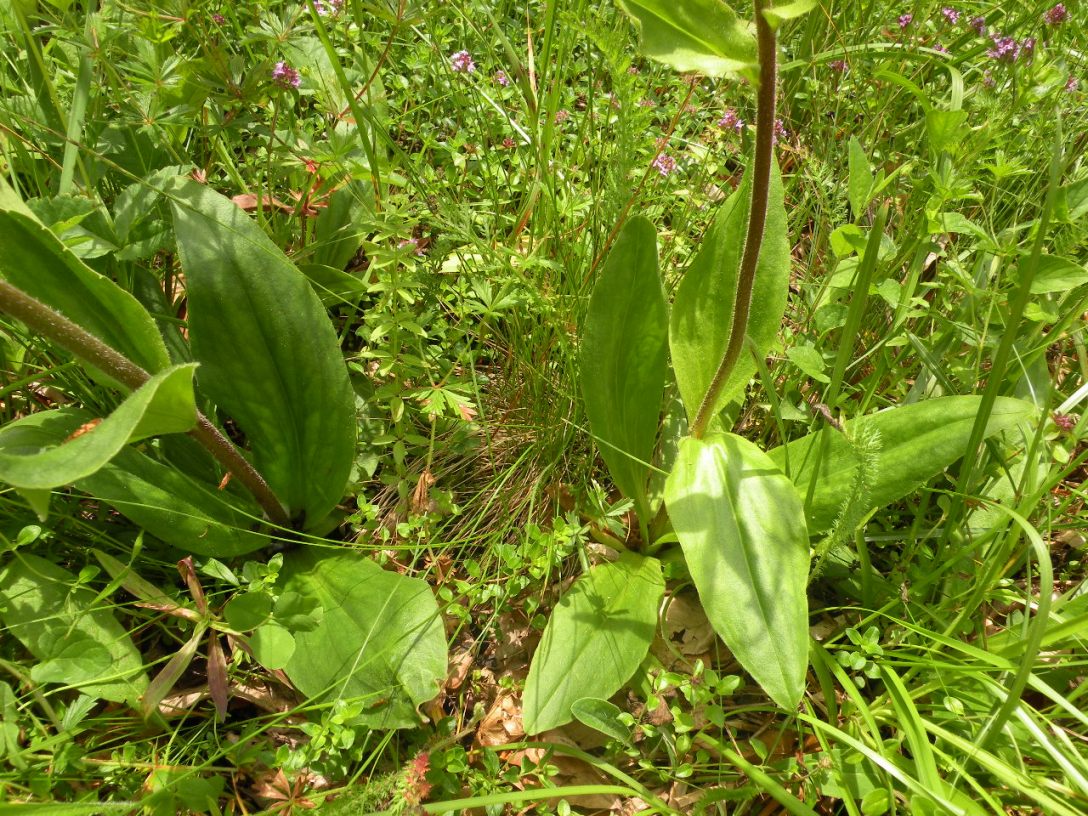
xmin=231 ymin=193 xmax=294 ymax=213
xmin=475 ymin=688 xmax=524 ymax=748
xmin=410 ymin=469 xmax=436 ymax=515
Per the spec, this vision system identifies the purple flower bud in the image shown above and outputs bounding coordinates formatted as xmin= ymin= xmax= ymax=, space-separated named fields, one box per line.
xmin=1045 ymin=4 xmax=1069 ymax=25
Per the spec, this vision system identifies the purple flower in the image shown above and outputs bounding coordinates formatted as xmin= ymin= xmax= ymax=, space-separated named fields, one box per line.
xmin=1045 ymin=4 xmax=1069 ymax=25
xmin=1020 ymin=37 xmax=1036 ymax=58
xmin=450 ymin=50 xmax=476 ymax=73
xmin=554 ymin=109 xmax=570 ymax=124
xmin=773 ymin=118 xmax=788 ymax=143
xmin=830 ymin=59 xmax=847 ymax=72
xmin=898 ymin=13 xmax=913 ymax=29
xmin=987 ymin=34 xmax=1020 ymax=62
xmin=651 ymin=154 xmax=677 ymax=176
xmin=933 ymin=42 xmax=949 ymax=54
xmin=494 ymin=70 xmax=510 ymax=87
xmin=941 ymin=7 xmax=960 ymax=24
xmin=272 ymin=61 xmax=301 ymax=88
xmin=312 ymin=0 xmax=342 ymax=14
xmin=1066 ymin=75 xmax=1080 ymax=92
xmin=717 ymin=108 xmax=744 ymax=131
xmin=212 ymin=12 xmax=226 ymax=24
xmin=969 ymin=15 xmax=986 ymax=35
xmin=398 ymin=238 xmax=424 ymax=256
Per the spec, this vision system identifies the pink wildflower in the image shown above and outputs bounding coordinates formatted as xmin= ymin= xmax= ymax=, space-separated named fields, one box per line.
xmin=829 ymin=59 xmax=847 ymax=73
xmin=312 ymin=0 xmax=342 ymax=14
xmin=450 ymin=50 xmax=476 ymax=73
xmin=1045 ymin=4 xmax=1069 ymax=25
xmin=717 ymin=108 xmax=744 ymax=131
xmin=773 ymin=118 xmax=788 ymax=143
xmin=941 ymin=7 xmax=960 ymax=24
xmin=651 ymin=154 xmax=677 ymax=176
xmin=987 ymin=34 xmax=1020 ymax=62
xmin=898 ymin=13 xmax=913 ymax=29
xmin=554 ymin=109 xmax=570 ymax=124
xmin=494 ymin=70 xmax=510 ymax=87
xmin=212 ymin=12 xmax=226 ymax=24
xmin=272 ymin=61 xmax=301 ymax=88
xmin=1066 ymin=75 xmax=1079 ymax=92
xmin=969 ymin=15 xmax=986 ymax=35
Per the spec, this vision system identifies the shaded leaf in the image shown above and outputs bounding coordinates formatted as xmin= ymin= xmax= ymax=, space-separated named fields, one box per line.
xmin=581 ymin=216 xmax=668 ymax=526
xmin=0 ymin=553 xmax=148 ymax=703
xmin=277 ymin=548 xmax=446 ymax=729
xmin=616 ymin=0 xmax=757 ymax=81
xmin=523 ymin=552 xmax=664 ymax=734
xmin=571 ymin=698 xmax=632 ymax=743
xmin=767 ymin=396 xmax=1036 ymax=533
xmin=665 ymin=434 xmax=809 ymax=709
xmin=847 ymin=137 xmax=873 ymax=217
xmin=170 ymin=180 xmax=356 ymax=527
xmin=670 ymin=160 xmax=790 ymax=424
xmin=0 ymin=178 xmax=170 ymax=375
xmin=0 ymin=365 xmax=197 ymax=491
xmin=1029 ymin=256 xmax=1088 ymax=294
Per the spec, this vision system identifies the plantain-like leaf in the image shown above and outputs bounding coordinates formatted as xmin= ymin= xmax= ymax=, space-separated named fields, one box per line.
xmin=0 ymin=409 xmax=267 ymax=556
xmin=524 ymin=551 xmax=663 ymax=734
xmin=581 ymin=216 xmax=668 ymax=527
xmin=665 ymin=434 xmax=809 ymax=709
xmin=0 ymin=178 xmax=171 ymax=375
xmin=170 ymin=180 xmax=356 ymax=527
xmin=670 ymin=160 xmax=790 ymax=425
xmin=277 ymin=547 xmax=446 ymax=729
xmin=0 ymin=365 xmax=197 ymax=491
xmin=0 ymin=552 xmax=148 ymax=704
xmin=768 ymin=396 xmax=1036 ymax=534
xmin=847 ymin=136 xmax=873 ymax=217
xmin=616 ymin=0 xmax=757 ymax=81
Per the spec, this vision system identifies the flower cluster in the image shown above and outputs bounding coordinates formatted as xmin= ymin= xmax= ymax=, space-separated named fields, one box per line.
xmin=1045 ymin=4 xmax=1069 ymax=25
xmin=312 ymin=0 xmax=342 ymax=15
xmin=898 ymin=13 xmax=913 ymax=29
xmin=271 ymin=61 xmax=301 ymax=88
xmin=651 ymin=153 xmax=677 ymax=176
xmin=450 ymin=50 xmax=476 ymax=73
xmin=717 ymin=108 xmax=744 ymax=131
xmin=969 ymin=15 xmax=986 ymax=35
xmin=986 ymin=34 xmax=1021 ymax=62
xmin=941 ymin=7 xmax=960 ymax=25
xmin=493 ymin=69 xmax=510 ymax=87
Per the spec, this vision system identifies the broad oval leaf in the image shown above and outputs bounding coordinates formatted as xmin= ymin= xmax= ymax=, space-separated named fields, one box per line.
xmin=277 ymin=547 xmax=446 ymax=729
xmin=665 ymin=434 xmax=809 ymax=709
xmin=0 ymin=553 xmax=148 ymax=704
xmin=616 ymin=0 xmax=757 ymax=81
xmin=670 ymin=160 xmax=790 ymax=425
xmin=581 ymin=216 xmax=668 ymax=526
xmin=0 ymin=364 xmax=197 ymax=491
xmin=0 ymin=178 xmax=170 ymax=375
xmin=523 ymin=551 xmax=664 ymax=734
xmin=2 ymin=409 xmax=267 ymax=556
xmin=767 ymin=396 xmax=1036 ymax=534
xmin=170 ymin=180 xmax=356 ymax=527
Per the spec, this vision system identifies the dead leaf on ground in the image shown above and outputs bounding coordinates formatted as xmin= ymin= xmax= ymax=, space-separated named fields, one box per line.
xmin=474 ymin=688 xmax=524 ymax=748
xmin=650 ymin=592 xmax=715 ymax=669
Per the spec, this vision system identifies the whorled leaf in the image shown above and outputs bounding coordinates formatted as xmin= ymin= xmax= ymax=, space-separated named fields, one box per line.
xmin=170 ymin=180 xmax=356 ymax=528
xmin=581 ymin=216 xmax=668 ymax=527
xmin=0 ymin=364 xmax=197 ymax=492
xmin=0 ymin=178 xmax=171 ymax=376
xmin=767 ymin=396 xmax=1036 ymax=534
xmin=665 ymin=433 xmax=809 ymax=709
xmin=524 ymin=551 xmax=664 ymax=734
xmin=670 ymin=160 xmax=790 ymax=425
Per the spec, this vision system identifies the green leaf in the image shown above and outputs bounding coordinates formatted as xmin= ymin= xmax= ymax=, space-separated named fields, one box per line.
xmin=250 ymin=623 xmax=296 ymax=670
xmin=762 ymin=0 xmax=818 ymax=28
xmin=847 ymin=137 xmax=873 ymax=217
xmin=670 ymin=160 xmax=790 ymax=424
xmin=523 ymin=552 xmax=664 ymax=734
xmin=581 ymin=216 xmax=668 ymax=526
xmin=767 ymin=396 xmax=1035 ymax=534
xmin=616 ymin=0 xmax=757 ymax=81
xmin=277 ymin=547 xmax=446 ymax=729
xmin=0 ymin=804 xmax=140 ymax=816
xmin=1029 ymin=256 xmax=1088 ymax=294
xmin=0 ymin=364 xmax=197 ymax=491
xmin=223 ymin=591 xmax=273 ymax=631
xmin=1 ymin=409 xmax=267 ymax=556
xmin=0 ymin=178 xmax=170 ymax=375
xmin=170 ymin=180 xmax=356 ymax=527
xmin=0 ymin=553 xmax=148 ymax=703
xmin=571 ymin=698 xmax=632 ymax=743
xmin=665 ymin=434 xmax=809 ymax=709
xmin=925 ymin=109 xmax=968 ymax=158
xmin=786 ymin=344 xmax=830 ymax=384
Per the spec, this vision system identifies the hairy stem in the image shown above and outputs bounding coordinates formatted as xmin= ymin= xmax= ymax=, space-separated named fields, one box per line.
xmin=690 ymin=1 xmax=778 ymax=439
xmin=0 ymin=280 xmax=291 ymax=528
